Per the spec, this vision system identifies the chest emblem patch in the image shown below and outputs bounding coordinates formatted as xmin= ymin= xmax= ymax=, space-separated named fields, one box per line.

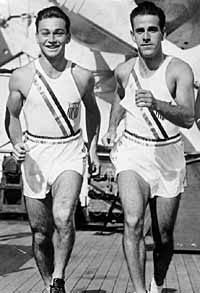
xmin=67 ymin=102 xmax=80 ymax=120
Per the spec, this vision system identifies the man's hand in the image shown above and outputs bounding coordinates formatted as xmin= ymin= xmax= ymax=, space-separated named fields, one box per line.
xmin=135 ymin=89 xmax=157 ymax=110
xmin=89 ymin=151 xmax=100 ymax=177
xmin=12 ymin=142 xmax=29 ymax=163
xmin=102 ymin=129 xmax=117 ymax=148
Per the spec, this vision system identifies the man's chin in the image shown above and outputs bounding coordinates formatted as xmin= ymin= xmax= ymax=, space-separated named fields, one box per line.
xmin=140 ymin=51 xmax=156 ymax=59
xmin=43 ymin=52 xmax=59 ymax=60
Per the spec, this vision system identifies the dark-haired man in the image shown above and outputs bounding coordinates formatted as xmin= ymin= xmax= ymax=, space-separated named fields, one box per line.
xmin=6 ymin=6 xmax=100 ymax=293
xmin=102 ymin=1 xmax=194 ymax=292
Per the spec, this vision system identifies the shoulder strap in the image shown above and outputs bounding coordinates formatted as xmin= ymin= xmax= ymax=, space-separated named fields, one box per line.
xmin=35 ymin=69 xmax=75 ymax=136
xmin=132 ymin=68 xmax=168 ymax=139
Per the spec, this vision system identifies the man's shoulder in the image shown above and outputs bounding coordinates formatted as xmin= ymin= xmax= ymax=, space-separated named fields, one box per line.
xmin=10 ymin=62 xmax=35 ymax=83
xmin=114 ymin=57 xmax=137 ymax=80
xmin=167 ymin=56 xmax=193 ymax=77
xmin=9 ymin=61 xmax=35 ymax=92
xmin=72 ymin=62 xmax=91 ymax=75
xmin=72 ymin=62 xmax=93 ymax=85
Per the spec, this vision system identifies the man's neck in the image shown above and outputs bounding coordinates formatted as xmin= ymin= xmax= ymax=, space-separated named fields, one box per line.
xmin=39 ymin=55 xmax=68 ymax=78
xmin=138 ymin=53 xmax=166 ymax=77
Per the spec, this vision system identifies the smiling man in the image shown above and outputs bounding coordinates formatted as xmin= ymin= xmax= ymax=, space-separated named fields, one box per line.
xmin=5 ymin=6 xmax=100 ymax=293
xmin=102 ymin=1 xmax=194 ymax=293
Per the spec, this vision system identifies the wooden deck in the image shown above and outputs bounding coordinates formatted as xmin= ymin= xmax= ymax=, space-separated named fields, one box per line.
xmin=0 ymin=220 xmax=199 ymax=293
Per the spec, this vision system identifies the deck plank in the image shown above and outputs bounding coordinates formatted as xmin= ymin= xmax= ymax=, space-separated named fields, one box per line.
xmin=100 ymin=243 xmax=125 ymax=292
xmin=182 ymin=254 xmax=200 ymax=292
xmin=68 ymin=232 xmax=121 ymax=292
xmin=165 ymin=257 xmax=180 ymax=292
xmin=0 ymin=220 xmax=199 ymax=292
xmin=173 ymin=254 xmax=194 ymax=293
xmin=65 ymin=232 xmax=108 ymax=291
xmin=88 ymin=233 xmax=122 ymax=292
xmin=65 ymin=231 xmax=104 ymax=282
xmin=14 ymin=271 xmax=41 ymax=293
xmin=192 ymin=254 xmax=200 ymax=272
xmin=112 ymin=259 xmax=129 ymax=293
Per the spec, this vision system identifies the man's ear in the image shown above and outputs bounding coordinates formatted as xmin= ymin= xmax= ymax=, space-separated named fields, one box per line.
xmin=35 ymin=33 xmax=39 ymax=44
xmin=65 ymin=32 xmax=71 ymax=44
xmin=130 ymin=30 xmax=136 ymax=42
xmin=162 ymin=26 xmax=166 ymax=40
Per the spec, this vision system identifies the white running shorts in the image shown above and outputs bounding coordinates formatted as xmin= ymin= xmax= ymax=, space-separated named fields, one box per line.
xmin=110 ymin=131 xmax=186 ymax=198
xmin=21 ymin=131 xmax=87 ymax=199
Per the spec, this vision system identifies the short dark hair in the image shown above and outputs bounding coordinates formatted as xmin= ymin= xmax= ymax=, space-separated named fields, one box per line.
xmin=130 ymin=1 xmax=166 ymax=31
xmin=35 ymin=6 xmax=70 ymax=33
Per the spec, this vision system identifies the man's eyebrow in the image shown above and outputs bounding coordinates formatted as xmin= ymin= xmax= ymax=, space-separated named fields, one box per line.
xmin=135 ymin=27 xmax=145 ymax=31
xmin=39 ymin=28 xmax=65 ymax=32
xmin=135 ymin=26 xmax=159 ymax=32
xmin=148 ymin=26 xmax=159 ymax=29
xmin=39 ymin=28 xmax=50 ymax=32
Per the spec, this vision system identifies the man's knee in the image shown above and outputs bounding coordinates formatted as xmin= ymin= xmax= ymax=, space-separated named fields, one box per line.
xmin=54 ymin=210 xmax=72 ymax=227
xmin=33 ymin=230 xmax=52 ymax=248
xmin=124 ymin=214 xmax=144 ymax=238
xmin=161 ymin=230 xmax=173 ymax=245
xmin=155 ymin=228 xmax=174 ymax=249
xmin=30 ymin=217 xmax=53 ymax=243
xmin=53 ymin=203 xmax=75 ymax=231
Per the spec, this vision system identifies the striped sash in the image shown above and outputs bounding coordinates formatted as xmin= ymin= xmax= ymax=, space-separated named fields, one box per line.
xmin=132 ymin=68 xmax=168 ymax=139
xmin=34 ymin=69 xmax=75 ymax=136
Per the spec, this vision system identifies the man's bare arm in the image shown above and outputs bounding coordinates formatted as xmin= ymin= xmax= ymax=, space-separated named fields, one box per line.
xmin=5 ymin=70 xmax=28 ymax=162
xmin=109 ymin=71 xmax=126 ymax=127
xmin=6 ymin=70 xmax=24 ymax=145
xmin=155 ymin=60 xmax=194 ymax=128
xmin=82 ymin=74 xmax=100 ymax=149
xmin=136 ymin=60 xmax=195 ymax=129
xmin=195 ymin=86 xmax=200 ymax=130
xmin=102 ymin=69 xmax=125 ymax=147
xmin=82 ymin=73 xmax=101 ymax=173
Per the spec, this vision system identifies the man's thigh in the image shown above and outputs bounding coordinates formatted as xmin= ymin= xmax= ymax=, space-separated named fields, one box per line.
xmin=25 ymin=194 xmax=53 ymax=234
xmin=150 ymin=194 xmax=181 ymax=241
xmin=52 ymin=170 xmax=83 ymax=216
xmin=118 ymin=170 xmax=150 ymax=218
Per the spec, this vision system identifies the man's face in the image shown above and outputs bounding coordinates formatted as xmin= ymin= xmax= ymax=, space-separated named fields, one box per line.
xmin=132 ymin=14 xmax=164 ymax=59
xmin=36 ymin=17 xmax=70 ymax=59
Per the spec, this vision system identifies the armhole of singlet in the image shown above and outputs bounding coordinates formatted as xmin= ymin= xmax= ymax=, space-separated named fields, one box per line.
xmin=132 ymin=57 xmax=139 ymax=75
xmin=165 ymin=56 xmax=176 ymax=99
xmin=69 ymin=61 xmax=82 ymax=99
xmin=124 ymin=57 xmax=138 ymax=90
xmin=23 ymin=60 xmax=37 ymax=102
xmin=165 ymin=56 xmax=174 ymax=72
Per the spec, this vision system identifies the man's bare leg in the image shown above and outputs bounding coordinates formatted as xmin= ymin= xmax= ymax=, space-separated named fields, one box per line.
xmin=25 ymin=195 xmax=54 ymax=290
xmin=51 ymin=170 xmax=83 ymax=280
xmin=118 ymin=170 xmax=150 ymax=293
xmin=150 ymin=194 xmax=181 ymax=286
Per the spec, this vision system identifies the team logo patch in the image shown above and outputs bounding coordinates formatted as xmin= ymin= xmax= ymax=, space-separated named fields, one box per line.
xmin=67 ymin=102 xmax=80 ymax=120
xmin=155 ymin=110 xmax=164 ymax=120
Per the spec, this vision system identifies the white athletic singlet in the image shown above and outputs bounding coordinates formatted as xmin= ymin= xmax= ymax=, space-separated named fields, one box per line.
xmin=111 ymin=56 xmax=186 ymax=198
xmin=21 ymin=59 xmax=87 ymax=199
xmin=120 ymin=56 xmax=180 ymax=139
xmin=22 ymin=59 xmax=81 ymax=137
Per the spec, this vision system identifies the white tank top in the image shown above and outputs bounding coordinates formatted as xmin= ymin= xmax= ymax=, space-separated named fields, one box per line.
xmin=120 ymin=56 xmax=180 ymax=139
xmin=22 ymin=59 xmax=81 ymax=137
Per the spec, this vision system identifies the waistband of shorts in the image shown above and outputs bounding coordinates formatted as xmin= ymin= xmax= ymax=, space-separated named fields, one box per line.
xmin=124 ymin=129 xmax=182 ymax=147
xmin=24 ymin=129 xmax=81 ymax=144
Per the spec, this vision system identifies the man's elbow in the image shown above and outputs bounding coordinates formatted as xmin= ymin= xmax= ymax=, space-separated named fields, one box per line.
xmin=5 ymin=107 xmax=11 ymax=137
xmin=182 ymin=105 xmax=195 ymax=129
xmin=95 ymin=114 xmax=101 ymax=130
xmin=94 ymin=107 xmax=101 ymax=125
xmin=184 ymin=116 xmax=194 ymax=129
xmin=87 ymin=108 xmax=101 ymax=127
